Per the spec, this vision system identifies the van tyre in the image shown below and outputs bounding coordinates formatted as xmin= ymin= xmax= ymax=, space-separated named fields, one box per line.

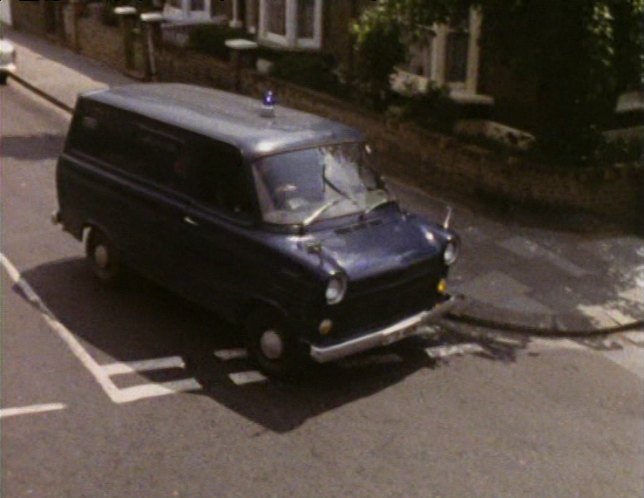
xmin=0 ymin=73 xmax=7 ymax=85
xmin=245 ymin=310 xmax=308 ymax=380
xmin=86 ymin=228 xmax=124 ymax=287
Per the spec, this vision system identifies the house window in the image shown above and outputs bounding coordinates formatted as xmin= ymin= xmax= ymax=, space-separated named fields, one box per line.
xmin=259 ymin=0 xmax=323 ymax=49
xmin=164 ymin=0 xmax=211 ymax=20
xmin=400 ymin=8 xmax=482 ymax=94
xmin=267 ymin=0 xmax=287 ymax=36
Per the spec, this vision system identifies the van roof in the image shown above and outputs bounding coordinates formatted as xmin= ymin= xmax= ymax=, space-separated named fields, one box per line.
xmin=80 ymin=83 xmax=363 ymax=160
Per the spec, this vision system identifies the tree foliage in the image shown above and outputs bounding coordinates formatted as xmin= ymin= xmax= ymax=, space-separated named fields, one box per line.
xmin=352 ymin=0 xmax=644 ymax=162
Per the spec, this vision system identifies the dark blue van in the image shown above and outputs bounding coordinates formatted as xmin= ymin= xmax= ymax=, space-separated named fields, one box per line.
xmin=54 ymin=83 xmax=461 ymax=378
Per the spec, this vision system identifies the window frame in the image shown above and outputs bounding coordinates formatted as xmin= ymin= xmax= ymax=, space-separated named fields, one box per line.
xmin=163 ymin=0 xmax=212 ymax=21
xmin=398 ymin=8 xmax=482 ymax=94
xmin=258 ymin=0 xmax=323 ymax=50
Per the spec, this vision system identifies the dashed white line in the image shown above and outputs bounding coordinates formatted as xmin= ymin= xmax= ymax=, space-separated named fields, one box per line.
xmin=0 ymin=403 xmax=66 ymax=419
xmin=1 ymin=252 xmax=201 ymax=404
xmin=213 ymin=349 xmax=248 ymax=361
xmin=101 ymin=356 xmax=186 ymax=376
xmin=229 ymin=371 xmax=267 ymax=385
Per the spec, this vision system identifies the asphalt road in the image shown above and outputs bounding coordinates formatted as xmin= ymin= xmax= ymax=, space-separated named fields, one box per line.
xmin=1 ymin=82 xmax=642 ymax=498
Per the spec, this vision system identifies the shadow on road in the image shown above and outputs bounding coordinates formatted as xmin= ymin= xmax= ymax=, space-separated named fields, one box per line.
xmin=1 ymin=134 xmax=65 ymax=161
xmin=13 ymin=257 xmax=518 ymax=433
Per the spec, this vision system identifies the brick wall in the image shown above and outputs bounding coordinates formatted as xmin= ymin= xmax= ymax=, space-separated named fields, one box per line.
xmin=76 ymin=15 xmax=138 ymax=74
xmin=9 ymin=0 xmax=52 ymax=36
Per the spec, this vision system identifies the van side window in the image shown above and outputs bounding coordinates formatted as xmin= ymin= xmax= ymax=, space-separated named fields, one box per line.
xmin=68 ymin=101 xmax=182 ymax=187
xmin=188 ymin=142 xmax=252 ymax=219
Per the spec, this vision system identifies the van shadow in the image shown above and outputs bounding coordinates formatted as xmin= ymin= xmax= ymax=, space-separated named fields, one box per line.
xmin=2 ymin=134 xmax=65 ymax=161
xmin=18 ymin=257 xmax=468 ymax=433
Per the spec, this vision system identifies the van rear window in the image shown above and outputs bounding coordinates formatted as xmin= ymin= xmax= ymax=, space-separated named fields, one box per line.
xmin=68 ymin=101 xmax=182 ymax=186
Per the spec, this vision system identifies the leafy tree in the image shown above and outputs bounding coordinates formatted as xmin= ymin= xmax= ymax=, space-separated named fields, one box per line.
xmin=352 ymin=0 xmax=643 ymax=163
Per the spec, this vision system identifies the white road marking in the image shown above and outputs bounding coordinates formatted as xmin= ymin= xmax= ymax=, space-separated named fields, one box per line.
xmin=1 ymin=253 xmax=201 ymax=404
xmin=101 ymin=356 xmax=186 ymax=376
xmin=113 ymin=379 xmax=203 ymax=403
xmin=425 ymin=343 xmax=485 ymax=359
xmin=0 ymin=403 xmax=66 ymax=419
xmin=229 ymin=371 xmax=267 ymax=385
xmin=213 ymin=349 xmax=248 ymax=361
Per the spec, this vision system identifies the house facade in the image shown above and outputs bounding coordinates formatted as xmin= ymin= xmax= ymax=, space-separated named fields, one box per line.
xmin=165 ymin=1 xmax=495 ymax=112
xmin=7 ymin=0 xmax=588 ymax=141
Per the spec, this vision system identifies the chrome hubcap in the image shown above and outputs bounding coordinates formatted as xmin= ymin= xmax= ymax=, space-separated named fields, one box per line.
xmin=94 ymin=244 xmax=110 ymax=269
xmin=259 ymin=329 xmax=284 ymax=360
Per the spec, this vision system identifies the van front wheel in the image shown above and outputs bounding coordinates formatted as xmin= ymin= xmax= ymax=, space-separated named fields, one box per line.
xmin=86 ymin=228 xmax=124 ymax=287
xmin=245 ymin=311 xmax=308 ymax=380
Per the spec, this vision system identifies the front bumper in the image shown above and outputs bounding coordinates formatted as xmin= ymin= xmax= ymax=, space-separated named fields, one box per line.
xmin=309 ymin=294 xmax=464 ymax=363
xmin=0 ymin=64 xmax=17 ymax=74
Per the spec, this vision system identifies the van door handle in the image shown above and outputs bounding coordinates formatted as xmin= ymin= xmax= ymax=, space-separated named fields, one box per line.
xmin=183 ymin=215 xmax=199 ymax=226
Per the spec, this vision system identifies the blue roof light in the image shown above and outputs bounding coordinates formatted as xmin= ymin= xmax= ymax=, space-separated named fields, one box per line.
xmin=261 ymin=90 xmax=277 ymax=117
xmin=263 ymin=90 xmax=277 ymax=107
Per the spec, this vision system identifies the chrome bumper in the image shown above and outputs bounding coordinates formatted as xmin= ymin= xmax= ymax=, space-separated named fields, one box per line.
xmin=309 ymin=294 xmax=464 ymax=363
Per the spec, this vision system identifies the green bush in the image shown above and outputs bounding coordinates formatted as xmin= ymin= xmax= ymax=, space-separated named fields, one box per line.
xmin=351 ymin=4 xmax=405 ymax=109
xmin=384 ymin=85 xmax=460 ymax=134
xmin=270 ymin=53 xmax=349 ymax=98
xmin=189 ymin=25 xmax=251 ymax=60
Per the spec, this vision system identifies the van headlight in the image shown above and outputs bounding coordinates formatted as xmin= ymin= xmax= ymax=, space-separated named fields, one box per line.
xmin=443 ymin=240 xmax=459 ymax=266
xmin=326 ymin=273 xmax=347 ymax=305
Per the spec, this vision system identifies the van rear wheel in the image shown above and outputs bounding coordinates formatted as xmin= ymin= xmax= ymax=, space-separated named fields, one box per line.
xmin=245 ymin=310 xmax=308 ymax=380
xmin=86 ymin=228 xmax=124 ymax=287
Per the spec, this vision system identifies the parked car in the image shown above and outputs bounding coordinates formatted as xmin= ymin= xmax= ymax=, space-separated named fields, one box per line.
xmin=53 ymin=83 xmax=461 ymax=378
xmin=0 ymin=28 xmax=16 ymax=85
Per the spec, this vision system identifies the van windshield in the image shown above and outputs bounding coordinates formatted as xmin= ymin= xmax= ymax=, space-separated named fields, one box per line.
xmin=252 ymin=143 xmax=391 ymax=226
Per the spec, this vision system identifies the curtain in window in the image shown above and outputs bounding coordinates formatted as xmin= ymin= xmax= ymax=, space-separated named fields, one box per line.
xmin=445 ymin=31 xmax=469 ymax=83
xmin=190 ymin=0 xmax=205 ymax=11
xmin=297 ymin=0 xmax=316 ymax=39
xmin=406 ymin=31 xmax=434 ymax=77
xmin=267 ymin=0 xmax=287 ymax=35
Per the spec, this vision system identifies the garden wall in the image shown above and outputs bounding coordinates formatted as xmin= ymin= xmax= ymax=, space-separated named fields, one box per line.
xmin=74 ymin=17 xmax=643 ymax=228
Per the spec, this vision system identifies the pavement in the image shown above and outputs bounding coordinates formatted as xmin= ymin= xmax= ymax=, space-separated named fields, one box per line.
xmin=5 ymin=27 xmax=644 ymax=336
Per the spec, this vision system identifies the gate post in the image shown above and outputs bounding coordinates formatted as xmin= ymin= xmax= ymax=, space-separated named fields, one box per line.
xmin=114 ymin=6 xmax=138 ymax=71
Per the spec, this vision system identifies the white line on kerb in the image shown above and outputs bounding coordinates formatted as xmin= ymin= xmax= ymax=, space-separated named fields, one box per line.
xmin=0 ymin=403 xmax=66 ymax=419
xmin=0 ymin=253 xmax=201 ymax=404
